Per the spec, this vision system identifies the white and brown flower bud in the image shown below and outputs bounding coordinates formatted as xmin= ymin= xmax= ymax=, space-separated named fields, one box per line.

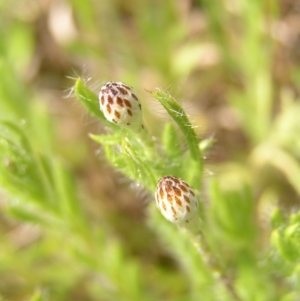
xmin=99 ymin=81 xmax=143 ymax=131
xmin=155 ymin=176 xmax=199 ymax=225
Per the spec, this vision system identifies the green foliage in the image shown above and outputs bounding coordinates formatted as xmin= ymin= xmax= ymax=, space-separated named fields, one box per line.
xmin=28 ymin=290 xmax=47 ymax=301
xmin=75 ymin=78 xmax=204 ymax=192
xmin=151 ymin=88 xmax=203 ymax=189
xmin=74 ymin=78 xmax=108 ymax=122
xmin=1 ymin=0 xmax=300 ymax=300
xmin=209 ymin=180 xmax=256 ymax=250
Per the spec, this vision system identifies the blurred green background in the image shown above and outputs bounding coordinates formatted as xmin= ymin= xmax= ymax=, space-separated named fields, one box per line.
xmin=1 ymin=0 xmax=300 ymax=300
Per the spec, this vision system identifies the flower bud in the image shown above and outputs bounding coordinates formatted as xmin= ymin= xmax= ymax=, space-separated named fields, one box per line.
xmin=99 ymin=81 xmax=143 ymax=131
xmin=155 ymin=176 xmax=198 ymax=225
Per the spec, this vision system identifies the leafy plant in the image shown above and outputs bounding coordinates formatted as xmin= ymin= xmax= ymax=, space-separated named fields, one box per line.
xmin=74 ymin=77 xmax=300 ymax=300
xmin=1 ymin=0 xmax=300 ymax=300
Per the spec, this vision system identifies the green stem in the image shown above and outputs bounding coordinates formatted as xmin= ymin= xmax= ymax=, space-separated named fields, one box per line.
xmin=184 ymin=220 xmax=242 ymax=301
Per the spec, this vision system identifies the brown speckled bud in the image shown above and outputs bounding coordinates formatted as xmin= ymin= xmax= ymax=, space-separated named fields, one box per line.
xmin=155 ymin=176 xmax=198 ymax=225
xmin=99 ymin=81 xmax=143 ymax=130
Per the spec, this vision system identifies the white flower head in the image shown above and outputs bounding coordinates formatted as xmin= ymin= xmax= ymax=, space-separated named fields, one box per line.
xmin=99 ymin=81 xmax=143 ymax=131
xmin=155 ymin=176 xmax=198 ymax=225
